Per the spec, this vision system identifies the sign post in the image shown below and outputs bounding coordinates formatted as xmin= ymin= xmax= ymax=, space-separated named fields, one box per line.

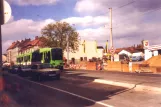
xmin=0 ymin=0 xmax=12 ymax=71
xmin=110 ymin=47 xmax=115 ymax=62
xmin=143 ymin=40 xmax=149 ymax=49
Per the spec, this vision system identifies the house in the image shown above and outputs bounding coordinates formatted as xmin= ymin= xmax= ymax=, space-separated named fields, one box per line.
xmin=2 ymin=54 xmax=7 ymax=63
xmin=97 ymin=46 xmax=104 ymax=58
xmin=18 ymin=36 xmax=43 ymax=54
xmin=118 ymin=50 xmax=132 ymax=56
xmin=6 ymin=36 xmax=43 ymax=64
xmin=63 ymin=40 xmax=104 ymax=62
xmin=7 ymin=41 xmax=21 ymax=64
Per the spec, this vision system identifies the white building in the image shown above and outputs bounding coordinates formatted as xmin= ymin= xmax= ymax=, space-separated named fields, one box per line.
xmin=118 ymin=50 xmax=132 ymax=56
xmin=144 ymin=44 xmax=161 ymax=60
xmin=7 ymin=41 xmax=20 ymax=64
xmin=132 ymin=52 xmax=144 ymax=57
xmin=63 ymin=40 xmax=104 ymax=62
xmin=2 ymin=54 xmax=7 ymax=63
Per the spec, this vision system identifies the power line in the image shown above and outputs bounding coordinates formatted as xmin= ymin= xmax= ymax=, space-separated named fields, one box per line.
xmin=113 ymin=0 xmax=135 ymax=11
xmin=98 ymin=0 xmax=136 ymax=16
xmin=113 ymin=6 xmax=161 ymax=29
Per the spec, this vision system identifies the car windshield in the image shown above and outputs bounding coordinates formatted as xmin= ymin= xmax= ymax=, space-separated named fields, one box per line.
xmin=40 ymin=64 xmax=53 ymax=69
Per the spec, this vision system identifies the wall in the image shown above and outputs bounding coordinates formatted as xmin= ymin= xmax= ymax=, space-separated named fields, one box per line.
xmin=144 ymin=49 xmax=152 ymax=60
xmin=97 ymin=49 xmax=104 ymax=58
xmin=64 ymin=40 xmax=99 ymax=61
xmin=7 ymin=47 xmax=19 ymax=64
xmin=2 ymin=55 xmax=7 ymax=62
xmin=132 ymin=52 xmax=144 ymax=57
xmin=118 ymin=50 xmax=132 ymax=56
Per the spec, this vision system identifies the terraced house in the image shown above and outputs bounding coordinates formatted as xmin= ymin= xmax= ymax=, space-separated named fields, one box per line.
xmin=7 ymin=36 xmax=42 ymax=64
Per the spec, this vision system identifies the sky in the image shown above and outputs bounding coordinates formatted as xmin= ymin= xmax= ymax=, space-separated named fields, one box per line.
xmin=2 ymin=0 xmax=161 ymax=53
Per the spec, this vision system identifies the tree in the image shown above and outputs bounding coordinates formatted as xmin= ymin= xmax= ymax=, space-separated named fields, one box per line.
xmin=40 ymin=22 xmax=80 ymax=52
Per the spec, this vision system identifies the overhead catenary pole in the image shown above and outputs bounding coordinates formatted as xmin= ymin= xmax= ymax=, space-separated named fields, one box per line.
xmin=109 ymin=8 xmax=114 ymax=62
xmin=0 ymin=0 xmax=4 ymax=71
xmin=109 ymin=8 xmax=113 ymax=48
xmin=67 ymin=34 xmax=69 ymax=65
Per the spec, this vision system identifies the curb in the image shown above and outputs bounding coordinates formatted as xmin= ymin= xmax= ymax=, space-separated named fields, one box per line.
xmin=94 ymin=79 xmax=161 ymax=93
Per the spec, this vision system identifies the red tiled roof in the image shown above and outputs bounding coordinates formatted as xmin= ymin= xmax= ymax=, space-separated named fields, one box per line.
xmin=114 ymin=47 xmax=143 ymax=54
xmin=7 ymin=41 xmax=20 ymax=50
xmin=18 ymin=38 xmax=43 ymax=53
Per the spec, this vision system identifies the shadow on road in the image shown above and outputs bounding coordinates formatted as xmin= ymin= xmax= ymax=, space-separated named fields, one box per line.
xmin=0 ymin=72 xmax=129 ymax=107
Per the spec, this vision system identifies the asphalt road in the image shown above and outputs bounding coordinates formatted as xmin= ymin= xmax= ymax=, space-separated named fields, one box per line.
xmin=0 ymin=71 xmax=161 ymax=107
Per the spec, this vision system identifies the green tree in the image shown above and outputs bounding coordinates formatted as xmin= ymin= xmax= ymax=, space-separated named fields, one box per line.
xmin=40 ymin=22 xmax=80 ymax=52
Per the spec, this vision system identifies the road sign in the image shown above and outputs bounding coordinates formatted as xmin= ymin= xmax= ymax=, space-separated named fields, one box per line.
xmin=1 ymin=1 xmax=12 ymax=25
xmin=143 ymin=40 xmax=149 ymax=48
xmin=110 ymin=47 xmax=115 ymax=54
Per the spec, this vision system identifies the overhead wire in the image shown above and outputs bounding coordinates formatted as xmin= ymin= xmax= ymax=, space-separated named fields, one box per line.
xmin=113 ymin=6 xmax=161 ymax=29
xmin=98 ymin=0 xmax=136 ymax=16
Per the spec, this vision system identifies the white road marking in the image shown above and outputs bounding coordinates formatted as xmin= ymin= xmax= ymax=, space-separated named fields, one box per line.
xmin=10 ymin=74 xmax=114 ymax=107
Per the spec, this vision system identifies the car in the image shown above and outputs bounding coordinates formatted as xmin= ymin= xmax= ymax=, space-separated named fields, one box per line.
xmin=131 ymin=56 xmax=144 ymax=61
xmin=17 ymin=65 xmax=32 ymax=77
xmin=30 ymin=64 xmax=61 ymax=81
xmin=8 ymin=66 xmax=19 ymax=74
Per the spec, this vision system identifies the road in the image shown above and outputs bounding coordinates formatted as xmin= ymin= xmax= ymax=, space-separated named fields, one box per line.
xmin=0 ymin=70 xmax=161 ymax=107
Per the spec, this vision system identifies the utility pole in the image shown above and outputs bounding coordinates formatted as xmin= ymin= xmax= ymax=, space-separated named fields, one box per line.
xmin=0 ymin=0 xmax=4 ymax=71
xmin=109 ymin=8 xmax=114 ymax=62
xmin=66 ymin=34 xmax=69 ymax=65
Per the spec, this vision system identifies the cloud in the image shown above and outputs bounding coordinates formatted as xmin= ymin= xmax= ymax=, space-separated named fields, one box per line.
xmin=61 ymin=16 xmax=110 ymax=27
xmin=75 ymin=0 xmax=161 ymax=15
xmin=2 ymin=40 xmax=14 ymax=53
xmin=78 ymin=21 xmax=161 ymax=48
xmin=7 ymin=0 xmax=60 ymax=6
xmin=2 ymin=18 xmax=55 ymax=53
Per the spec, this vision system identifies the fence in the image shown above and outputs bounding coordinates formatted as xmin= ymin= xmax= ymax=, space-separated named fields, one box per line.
xmin=68 ymin=61 xmax=161 ymax=73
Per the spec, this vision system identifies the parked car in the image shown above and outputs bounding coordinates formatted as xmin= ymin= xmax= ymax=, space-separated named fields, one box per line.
xmin=131 ymin=56 xmax=144 ymax=61
xmin=17 ymin=65 xmax=32 ymax=77
xmin=30 ymin=64 xmax=61 ymax=81
xmin=8 ymin=65 xmax=19 ymax=74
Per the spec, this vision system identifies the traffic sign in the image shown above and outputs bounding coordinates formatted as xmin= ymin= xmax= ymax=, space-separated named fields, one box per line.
xmin=1 ymin=1 xmax=12 ymax=25
xmin=110 ymin=47 xmax=115 ymax=55
xmin=143 ymin=40 xmax=149 ymax=48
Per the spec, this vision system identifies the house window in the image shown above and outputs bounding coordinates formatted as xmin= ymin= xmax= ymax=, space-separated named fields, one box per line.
xmin=84 ymin=57 xmax=87 ymax=61
xmin=80 ymin=57 xmax=83 ymax=61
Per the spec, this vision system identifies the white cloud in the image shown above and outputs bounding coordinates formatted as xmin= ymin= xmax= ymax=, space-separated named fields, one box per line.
xmin=7 ymin=0 xmax=60 ymax=5
xmin=2 ymin=40 xmax=13 ymax=53
xmin=75 ymin=0 xmax=107 ymax=15
xmin=78 ymin=22 xmax=161 ymax=48
xmin=2 ymin=18 xmax=55 ymax=53
xmin=61 ymin=16 xmax=109 ymax=27
xmin=75 ymin=0 xmax=161 ymax=15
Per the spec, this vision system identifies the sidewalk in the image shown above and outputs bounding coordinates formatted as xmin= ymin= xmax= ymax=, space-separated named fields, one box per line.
xmin=64 ymin=69 xmax=161 ymax=93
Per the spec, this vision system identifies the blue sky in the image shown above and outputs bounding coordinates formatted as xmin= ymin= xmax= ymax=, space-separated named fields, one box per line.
xmin=2 ymin=0 xmax=161 ymax=53
xmin=11 ymin=0 xmax=78 ymax=21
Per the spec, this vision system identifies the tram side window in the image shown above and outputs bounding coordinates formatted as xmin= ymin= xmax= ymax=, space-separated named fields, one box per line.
xmin=39 ymin=53 xmax=43 ymax=62
xmin=56 ymin=49 xmax=62 ymax=60
xmin=44 ymin=52 xmax=50 ymax=63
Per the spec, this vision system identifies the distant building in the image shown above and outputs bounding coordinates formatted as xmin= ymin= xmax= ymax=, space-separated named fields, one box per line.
xmin=118 ymin=50 xmax=132 ymax=56
xmin=144 ymin=44 xmax=161 ymax=60
xmin=97 ymin=46 xmax=104 ymax=58
xmin=2 ymin=54 xmax=7 ymax=63
xmin=63 ymin=40 xmax=104 ymax=62
xmin=6 ymin=37 xmax=104 ymax=64
xmin=6 ymin=36 xmax=43 ymax=64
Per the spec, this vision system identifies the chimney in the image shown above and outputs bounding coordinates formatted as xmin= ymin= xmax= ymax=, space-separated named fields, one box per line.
xmin=35 ymin=36 xmax=39 ymax=40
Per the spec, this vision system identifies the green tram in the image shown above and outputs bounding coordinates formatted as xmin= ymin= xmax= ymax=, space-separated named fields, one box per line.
xmin=16 ymin=48 xmax=63 ymax=70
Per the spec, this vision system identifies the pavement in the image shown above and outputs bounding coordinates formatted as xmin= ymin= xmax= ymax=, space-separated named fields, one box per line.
xmin=65 ymin=69 xmax=161 ymax=88
xmin=0 ymin=70 xmax=161 ymax=107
